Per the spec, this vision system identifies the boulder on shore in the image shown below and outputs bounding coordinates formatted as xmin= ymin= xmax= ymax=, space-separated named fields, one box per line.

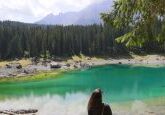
xmin=80 ymin=62 xmax=91 ymax=68
xmin=50 ymin=62 xmax=61 ymax=69
xmin=74 ymin=64 xmax=80 ymax=69
xmin=118 ymin=62 xmax=122 ymax=64
xmin=23 ymin=68 xmax=36 ymax=74
xmin=16 ymin=64 xmax=22 ymax=69
xmin=6 ymin=63 xmax=22 ymax=69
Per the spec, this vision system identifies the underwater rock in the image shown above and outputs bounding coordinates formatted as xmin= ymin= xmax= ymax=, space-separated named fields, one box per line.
xmin=0 ymin=109 xmax=38 ymax=114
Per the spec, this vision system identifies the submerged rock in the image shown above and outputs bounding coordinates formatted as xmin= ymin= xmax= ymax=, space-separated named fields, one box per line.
xmin=0 ymin=109 xmax=38 ymax=114
xmin=14 ymin=109 xmax=38 ymax=114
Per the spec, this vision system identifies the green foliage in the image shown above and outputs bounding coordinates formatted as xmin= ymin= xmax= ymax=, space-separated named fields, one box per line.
xmin=157 ymin=22 xmax=165 ymax=42
xmin=0 ymin=70 xmax=64 ymax=83
xmin=102 ymin=0 xmax=165 ymax=48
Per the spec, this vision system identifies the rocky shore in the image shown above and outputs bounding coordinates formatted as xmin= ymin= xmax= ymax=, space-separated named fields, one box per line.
xmin=0 ymin=55 xmax=165 ymax=78
xmin=0 ymin=58 xmax=92 ymax=79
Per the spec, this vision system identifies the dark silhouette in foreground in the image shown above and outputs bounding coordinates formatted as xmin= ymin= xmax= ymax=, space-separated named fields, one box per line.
xmin=88 ymin=89 xmax=112 ymax=115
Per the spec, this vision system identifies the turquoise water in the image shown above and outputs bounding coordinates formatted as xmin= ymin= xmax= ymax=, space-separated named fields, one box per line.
xmin=0 ymin=64 xmax=165 ymax=103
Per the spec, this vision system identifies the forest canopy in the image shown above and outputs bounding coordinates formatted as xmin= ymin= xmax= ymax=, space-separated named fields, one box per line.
xmin=0 ymin=21 xmax=126 ymax=59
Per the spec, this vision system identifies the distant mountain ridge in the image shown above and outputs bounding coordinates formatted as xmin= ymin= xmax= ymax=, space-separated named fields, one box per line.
xmin=35 ymin=0 xmax=113 ymax=25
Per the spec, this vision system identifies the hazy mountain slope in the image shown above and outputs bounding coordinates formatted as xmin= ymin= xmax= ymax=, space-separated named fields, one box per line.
xmin=36 ymin=0 xmax=112 ymax=25
xmin=75 ymin=0 xmax=112 ymax=25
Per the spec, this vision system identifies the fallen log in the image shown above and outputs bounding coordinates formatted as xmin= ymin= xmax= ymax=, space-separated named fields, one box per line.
xmin=0 ymin=109 xmax=38 ymax=114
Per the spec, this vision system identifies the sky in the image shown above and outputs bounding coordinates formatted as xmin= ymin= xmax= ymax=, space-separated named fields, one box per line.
xmin=0 ymin=0 xmax=103 ymax=23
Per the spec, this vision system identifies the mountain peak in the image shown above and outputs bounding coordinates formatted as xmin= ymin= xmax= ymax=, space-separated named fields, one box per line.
xmin=45 ymin=13 xmax=55 ymax=18
xmin=36 ymin=0 xmax=113 ymax=25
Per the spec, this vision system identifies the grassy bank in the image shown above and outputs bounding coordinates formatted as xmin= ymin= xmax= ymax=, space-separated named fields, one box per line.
xmin=0 ymin=70 xmax=66 ymax=83
xmin=0 ymin=59 xmax=31 ymax=67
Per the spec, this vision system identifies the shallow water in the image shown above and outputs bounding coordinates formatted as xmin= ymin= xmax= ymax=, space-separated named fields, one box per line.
xmin=0 ymin=64 xmax=165 ymax=114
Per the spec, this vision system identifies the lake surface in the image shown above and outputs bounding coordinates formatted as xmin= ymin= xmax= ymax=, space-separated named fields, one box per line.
xmin=0 ymin=64 xmax=165 ymax=114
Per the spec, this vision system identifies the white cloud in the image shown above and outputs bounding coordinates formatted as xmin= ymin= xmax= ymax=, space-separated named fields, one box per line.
xmin=0 ymin=0 xmax=103 ymax=23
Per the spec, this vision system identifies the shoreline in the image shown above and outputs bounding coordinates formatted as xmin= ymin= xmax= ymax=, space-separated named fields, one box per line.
xmin=111 ymin=97 xmax=165 ymax=115
xmin=0 ymin=93 xmax=164 ymax=115
xmin=0 ymin=54 xmax=165 ymax=81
